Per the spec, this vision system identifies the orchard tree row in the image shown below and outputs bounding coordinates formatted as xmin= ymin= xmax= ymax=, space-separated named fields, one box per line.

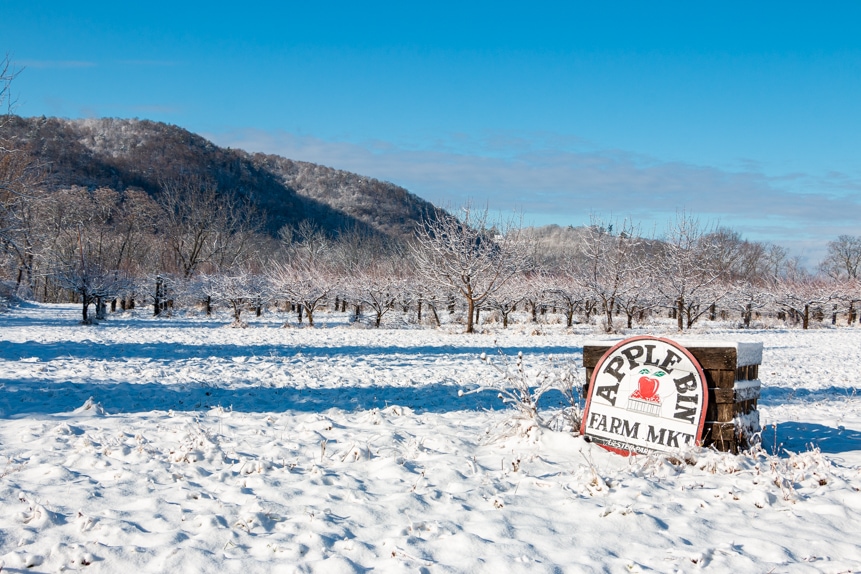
xmin=2 ymin=172 xmax=858 ymax=331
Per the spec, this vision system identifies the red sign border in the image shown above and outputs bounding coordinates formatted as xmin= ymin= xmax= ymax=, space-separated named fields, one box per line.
xmin=580 ymin=336 xmax=710 ymax=456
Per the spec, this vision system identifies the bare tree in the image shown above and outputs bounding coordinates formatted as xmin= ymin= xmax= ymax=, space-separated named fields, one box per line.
xmin=200 ymin=268 xmax=267 ymax=326
xmin=652 ymin=212 xmax=726 ymax=331
xmin=726 ymin=278 xmax=775 ymax=328
xmin=0 ymin=54 xmax=21 ymax=117
xmin=1 ymin=56 xmax=46 ymax=298
xmin=519 ymin=271 xmax=555 ymax=325
xmin=110 ymin=189 xmax=160 ymax=273
xmin=833 ymin=278 xmax=861 ymax=325
xmin=615 ymin=265 xmax=659 ymax=329
xmin=578 ymin=217 xmax=643 ymax=333
xmin=267 ymin=259 xmax=338 ymax=327
xmin=820 ymin=235 xmax=861 ymax=280
xmin=52 ymin=227 xmax=132 ymax=324
xmin=1 ymin=185 xmax=49 ymax=297
xmin=410 ymin=203 xmax=531 ymax=333
xmin=348 ymin=256 xmax=407 ymax=327
xmin=483 ymin=274 xmax=527 ymax=328
xmin=278 ymin=219 xmax=331 ymax=270
xmin=773 ymin=266 xmax=839 ymax=329
xmin=156 ymin=176 xmax=260 ymax=279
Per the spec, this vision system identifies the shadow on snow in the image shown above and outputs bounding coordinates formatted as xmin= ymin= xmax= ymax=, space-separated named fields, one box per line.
xmin=0 ymin=340 xmax=582 ymax=363
xmin=0 ymin=377 xmax=570 ymax=418
xmin=763 ymin=421 xmax=861 ymax=456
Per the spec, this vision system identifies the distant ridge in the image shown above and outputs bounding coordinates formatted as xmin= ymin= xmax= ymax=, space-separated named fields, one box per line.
xmin=1 ymin=116 xmax=438 ymax=240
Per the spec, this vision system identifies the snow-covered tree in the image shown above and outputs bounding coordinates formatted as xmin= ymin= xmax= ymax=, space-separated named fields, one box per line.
xmin=773 ymin=270 xmax=839 ymax=329
xmin=820 ymin=235 xmax=861 ymax=280
xmin=52 ymin=227 xmax=132 ymax=324
xmin=410 ymin=204 xmax=532 ymax=333
xmin=267 ymin=260 xmax=338 ymax=327
xmin=578 ymin=217 xmax=643 ymax=333
xmin=483 ymin=273 xmax=528 ymax=328
xmin=348 ymin=257 xmax=407 ymax=328
xmin=651 ymin=212 xmax=726 ymax=331
xmin=156 ymin=176 xmax=259 ymax=279
xmin=726 ymin=278 xmax=775 ymax=328
xmin=200 ymin=268 xmax=267 ymax=326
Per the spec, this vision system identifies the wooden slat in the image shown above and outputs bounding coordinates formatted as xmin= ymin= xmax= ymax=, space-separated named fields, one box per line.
xmin=683 ymin=347 xmax=738 ymax=370
xmin=704 ymin=421 xmax=736 ymax=440
xmin=583 ymin=346 xmax=611 ymax=369
xmin=717 ymin=369 xmax=736 ymax=389
xmin=712 ymin=388 xmax=735 ymax=403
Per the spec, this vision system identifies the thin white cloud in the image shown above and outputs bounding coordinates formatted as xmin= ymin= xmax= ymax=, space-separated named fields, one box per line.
xmin=18 ymin=60 xmax=97 ymax=69
xmin=115 ymin=60 xmax=182 ymax=67
xmin=209 ymin=128 xmax=861 ymax=265
xmin=126 ymin=104 xmax=183 ymax=115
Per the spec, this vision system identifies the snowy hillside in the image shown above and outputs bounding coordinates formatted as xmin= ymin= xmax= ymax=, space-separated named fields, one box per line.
xmin=1 ymin=305 xmax=860 ymax=572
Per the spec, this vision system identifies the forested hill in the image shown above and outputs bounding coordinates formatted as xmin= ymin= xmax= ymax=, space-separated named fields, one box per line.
xmin=1 ymin=115 xmax=436 ymax=239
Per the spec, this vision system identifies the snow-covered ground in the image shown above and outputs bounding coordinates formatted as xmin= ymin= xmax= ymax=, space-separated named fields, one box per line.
xmin=1 ymin=304 xmax=860 ymax=573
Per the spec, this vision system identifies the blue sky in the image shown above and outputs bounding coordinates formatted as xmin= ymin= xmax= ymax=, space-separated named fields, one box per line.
xmin=3 ymin=1 xmax=860 ymax=264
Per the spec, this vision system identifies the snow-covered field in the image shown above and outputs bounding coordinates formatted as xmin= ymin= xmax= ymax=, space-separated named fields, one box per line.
xmin=1 ymin=304 xmax=860 ymax=573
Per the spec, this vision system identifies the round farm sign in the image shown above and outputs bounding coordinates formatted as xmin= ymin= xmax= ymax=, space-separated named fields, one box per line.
xmin=581 ymin=336 xmax=709 ymax=455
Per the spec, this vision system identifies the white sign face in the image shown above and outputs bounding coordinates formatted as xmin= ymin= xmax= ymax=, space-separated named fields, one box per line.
xmin=581 ymin=336 xmax=708 ymax=455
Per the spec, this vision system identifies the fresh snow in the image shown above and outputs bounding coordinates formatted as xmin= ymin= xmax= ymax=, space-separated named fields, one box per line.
xmin=1 ymin=304 xmax=860 ymax=572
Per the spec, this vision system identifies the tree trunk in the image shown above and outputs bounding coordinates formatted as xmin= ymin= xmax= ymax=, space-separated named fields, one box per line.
xmin=803 ymin=304 xmax=810 ymax=330
xmin=154 ymin=276 xmax=163 ymax=316
xmin=429 ymin=304 xmax=440 ymax=326
xmin=604 ymin=299 xmax=614 ymax=333
xmin=466 ymin=298 xmax=475 ymax=333
xmin=677 ymin=298 xmax=684 ymax=331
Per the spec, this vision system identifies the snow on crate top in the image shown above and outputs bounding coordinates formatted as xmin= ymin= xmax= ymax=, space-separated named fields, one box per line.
xmin=584 ymin=339 xmax=763 ymax=367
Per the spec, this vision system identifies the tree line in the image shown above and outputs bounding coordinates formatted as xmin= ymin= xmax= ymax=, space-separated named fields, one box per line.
xmin=1 ymin=171 xmax=858 ymax=332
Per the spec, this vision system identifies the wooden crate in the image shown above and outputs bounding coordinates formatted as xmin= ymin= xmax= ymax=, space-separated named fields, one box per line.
xmin=583 ymin=340 xmax=762 ymax=453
